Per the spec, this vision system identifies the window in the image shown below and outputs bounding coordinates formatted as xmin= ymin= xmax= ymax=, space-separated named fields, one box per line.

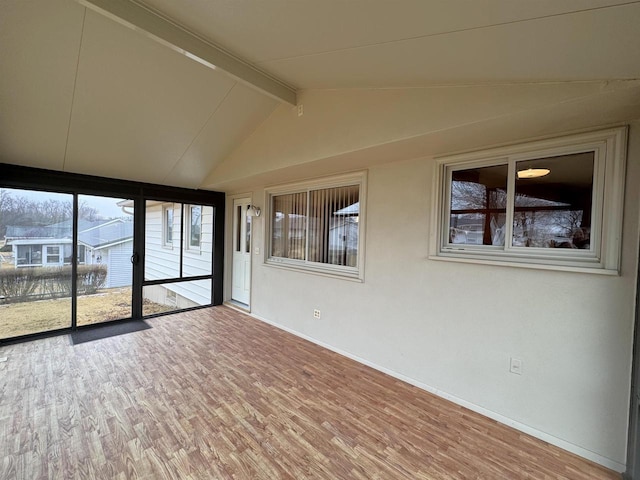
xmin=187 ymin=205 xmax=202 ymax=249
xmin=45 ymin=246 xmax=61 ymax=265
xmin=163 ymin=204 xmax=173 ymax=247
xmin=431 ymin=127 xmax=627 ymax=273
xmin=267 ymin=172 xmax=366 ymax=279
xmin=16 ymin=245 xmax=42 ymax=266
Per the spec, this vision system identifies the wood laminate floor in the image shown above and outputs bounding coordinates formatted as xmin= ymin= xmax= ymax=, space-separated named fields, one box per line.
xmin=0 ymin=306 xmax=621 ymax=479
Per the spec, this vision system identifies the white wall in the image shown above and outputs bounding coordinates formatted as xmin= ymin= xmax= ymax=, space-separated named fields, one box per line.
xmin=230 ymin=122 xmax=640 ymax=471
xmin=104 ymin=241 xmax=132 ymax=288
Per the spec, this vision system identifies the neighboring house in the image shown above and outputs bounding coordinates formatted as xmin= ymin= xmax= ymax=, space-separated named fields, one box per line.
xmin=5 ymin=218 xmax=133 ymax=289
xmin=78 ymin=220 xmax=133 ymax=288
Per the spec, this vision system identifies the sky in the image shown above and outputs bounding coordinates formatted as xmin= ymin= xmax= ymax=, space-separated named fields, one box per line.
xmin=1 ymin=187 xmax=129 ymax=219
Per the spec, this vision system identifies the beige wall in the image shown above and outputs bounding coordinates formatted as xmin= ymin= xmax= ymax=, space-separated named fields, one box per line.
xmin=226 ymin=121 xmax=640 ymax=471
xmin=206 ymin=81 xmax=640 ymax=192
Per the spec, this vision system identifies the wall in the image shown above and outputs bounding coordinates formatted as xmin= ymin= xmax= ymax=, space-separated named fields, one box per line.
xmin=204 ymin=81 xmax=640 ymax=192
xmin=231 ymin=121 xmax=640 ymax=471
xmin=104 ymin=241 xmax=132 ymax=288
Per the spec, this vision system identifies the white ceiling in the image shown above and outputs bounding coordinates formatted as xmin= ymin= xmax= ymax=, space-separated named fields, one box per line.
xmin=0 ymin=0 xmax=278 ymax=187
xmin=139 ymin=0 xmax=640 ymax=88
xmin=1 ymin=0 xmax=639 ymax=189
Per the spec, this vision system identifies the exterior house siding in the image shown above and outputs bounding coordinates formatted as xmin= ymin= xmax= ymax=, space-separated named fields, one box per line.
xmin=105 ymin=241 xmax=132 ymax=288
xmin=144 ymin=204 xmax=214 ymax=306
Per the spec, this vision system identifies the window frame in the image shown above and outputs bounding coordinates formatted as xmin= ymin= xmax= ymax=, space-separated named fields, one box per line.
xmin=185 ymin=204 xmax=202 ymax=252
xmin=162 ymin=203 xmax=174 ymax=248
xmin=430 ymin=127 xmax=627 ymax=274
xmin=265 ymin=172 xmax=367 ymax=281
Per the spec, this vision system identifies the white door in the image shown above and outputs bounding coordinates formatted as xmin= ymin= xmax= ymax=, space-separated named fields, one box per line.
xmin=231 ymin=198 xmax=252 ymax=305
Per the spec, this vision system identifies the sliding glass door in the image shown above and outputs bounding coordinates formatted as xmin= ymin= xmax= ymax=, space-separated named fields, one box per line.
xmin=0 ymin=188 xmax=74 ymax=339
xmin=75 ymin=194 xmax=134 ymax=327
xmin=1 ymin=164 xmax=225 ymax=343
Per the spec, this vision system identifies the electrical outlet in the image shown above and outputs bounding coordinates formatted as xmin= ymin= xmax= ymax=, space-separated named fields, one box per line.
xmin=509 ymin=357 xmax=523 ymax=375
xmin=313 ymin=309 xmax=321 ymax=319
xmin=297 ymin=104 xmax=304 ymax=117
xmin=254 ymin=247 xmax=260 ymax=255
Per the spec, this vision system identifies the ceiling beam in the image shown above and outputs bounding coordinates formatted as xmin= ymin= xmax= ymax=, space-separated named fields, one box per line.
xmin=76 ymin=0 xmax=297 ymax=105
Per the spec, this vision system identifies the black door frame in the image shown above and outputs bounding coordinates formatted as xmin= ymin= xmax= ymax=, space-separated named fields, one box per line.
xmin=0 ymin=163 xmax=225 ymax=344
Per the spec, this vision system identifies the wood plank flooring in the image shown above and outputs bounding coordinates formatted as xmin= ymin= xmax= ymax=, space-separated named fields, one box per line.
xmin=0 ymin=306 xmax=621 ymax=479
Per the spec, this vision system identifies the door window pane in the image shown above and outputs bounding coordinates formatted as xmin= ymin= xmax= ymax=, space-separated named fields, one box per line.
xmin=76 ymin=195 xmax=134 ymax=326
xmin=236 ymin=205 xmax=242 ymax=252
xmin=245 ymin=215 xmax=251 ymax=254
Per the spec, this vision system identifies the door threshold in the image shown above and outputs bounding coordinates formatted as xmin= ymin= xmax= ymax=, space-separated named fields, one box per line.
xmin=225 ymin=300 xmax=250 ymax=313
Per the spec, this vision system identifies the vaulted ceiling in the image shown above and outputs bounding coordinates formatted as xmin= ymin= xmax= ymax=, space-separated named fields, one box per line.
xmin=1 ymin=0 xmax=639 ymax=190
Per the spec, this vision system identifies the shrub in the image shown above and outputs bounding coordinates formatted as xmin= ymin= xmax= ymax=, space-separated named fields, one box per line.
xmin=0 ymin=264 xmax=108 ymax=303
xmin=0 ymin=267 xmax=40 ymax=302
xmin=77 ymin=264 xmax=107 ymax=294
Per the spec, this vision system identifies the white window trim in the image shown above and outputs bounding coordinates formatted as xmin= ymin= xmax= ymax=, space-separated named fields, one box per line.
xmin=185 ymin=204 xmax=202 ymax=253
xmin=265 ymin=171 xmax=367 ymax=281
xmin=429 ymin=127 xmax=627 ymax=274
xmin=162 ymin=204 xmax=174 ymax=249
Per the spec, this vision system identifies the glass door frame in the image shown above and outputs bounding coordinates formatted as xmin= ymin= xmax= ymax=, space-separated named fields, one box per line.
xmin=0 ymin=163 xmax=225 ymax=343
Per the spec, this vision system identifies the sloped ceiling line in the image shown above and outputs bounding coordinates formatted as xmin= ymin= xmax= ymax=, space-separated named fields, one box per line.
xmin=259 ymin=1 xmax=640 ymax=63
xmin=161 ymin=83 xmax=236 ymax=184
xmin=62 ymin=7 xmax=88 ymax=171
xmin=202 ymin=80 xmax=640 ymax=191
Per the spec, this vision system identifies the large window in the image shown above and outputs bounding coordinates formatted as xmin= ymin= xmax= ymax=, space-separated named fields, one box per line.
xmin=431 ymin=127 xmax=627 ymax=273
xmin=267 ymin=173 xmax=366 ymax=279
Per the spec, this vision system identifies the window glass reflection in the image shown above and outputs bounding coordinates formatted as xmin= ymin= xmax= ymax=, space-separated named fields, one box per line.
xmin=513 ymin=152 xmax=594 ymax=249
xmin=449 ymin=165 xmax=508 ymax=246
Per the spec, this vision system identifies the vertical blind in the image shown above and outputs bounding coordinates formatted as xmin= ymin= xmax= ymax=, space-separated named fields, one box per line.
xmin=271 ymin=185 xmax=359 ymax=267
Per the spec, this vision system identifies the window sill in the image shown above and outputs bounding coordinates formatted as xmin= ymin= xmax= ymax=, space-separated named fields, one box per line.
xmin=428 ymin=253 xmax=619 ymax=275
xmin=265 ymin=259 xmax=364 ymax=282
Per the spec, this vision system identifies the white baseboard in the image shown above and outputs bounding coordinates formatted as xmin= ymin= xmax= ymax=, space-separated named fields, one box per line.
xmin=239 ymin=308 xmax=626 ymax=473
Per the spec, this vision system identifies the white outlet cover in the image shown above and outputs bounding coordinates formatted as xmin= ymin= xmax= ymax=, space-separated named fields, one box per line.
xmin=510 ymin=358 xmax=523 ymax=375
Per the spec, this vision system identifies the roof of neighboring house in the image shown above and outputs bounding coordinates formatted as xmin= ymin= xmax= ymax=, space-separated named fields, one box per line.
xmin=78 ymin=221 xmax=133 ymax=249
xmin=334 ymin=202 xmax=359 ymax=216
xmin=6 ymin=218 xmax=133 ymax=249
xmin=6 ymin=219 xmax=103 ymax=239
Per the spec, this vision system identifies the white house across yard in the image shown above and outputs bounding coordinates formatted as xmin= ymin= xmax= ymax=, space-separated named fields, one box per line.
xmin=6 ymin=218 xmax=133 ymax=288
